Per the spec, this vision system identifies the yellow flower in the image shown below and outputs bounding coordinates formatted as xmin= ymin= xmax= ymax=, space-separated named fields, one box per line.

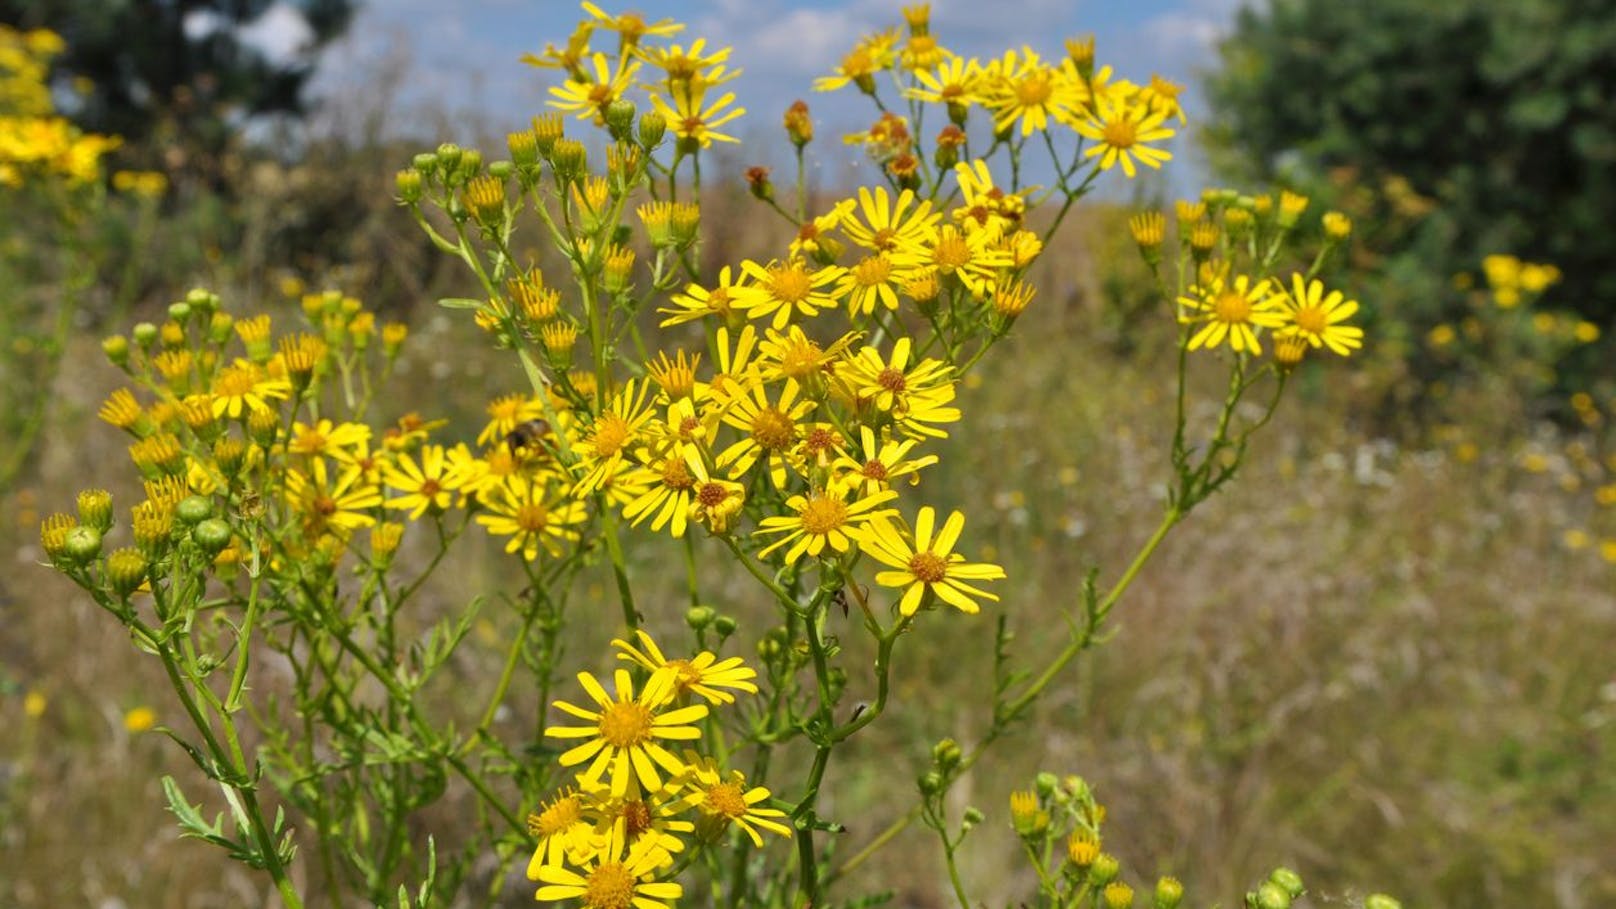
xmin=1277 ymin=274 xmax=1364 ymax=357
xmin=650 ymin=85 xmax=745 ymax=147
xmin=1178 ymin=270 xmax=1283 ymax=354
xmin=573 ymin=380 xmax=655 ymax=496
xmin=546 ymin=667 xmax=707 ymax=797
xmin=716 ymin=378 xmax=816 ymax=489
xmin=982 ymin=47 xmax=1082 ymax=136
xmin=382 ymin=445 xmax=458 ymax=520
xmin=210 ymin=360 xmax=292 ymax=419
xmin=123 ymin=706 xmax=157 ymax=733
xmin=754 ymin=482 xmax=898 ymax=564
xmin=951 ymin=159 xmax=1028 ymax=237
xmin=905 ymin=55 xmax=986 ymax=108
xmin=478 ymin=393 xmax=546 ymax=448
xmin=613 ymin=630 xmax=759 ymax=705
xmin=476 ymin=477 xmax=586 ymax=560
xmin=532 ymin=818 xmax=682 ymax=909
xmin=580 ymin=1 xmax=683 ymax=48
xmin=284 ymin=459 xmax=384 ymax=539
xmin=620 ymin=446 xmax=709 ymax=538
xmin=858 ymin=507 xmax=1005 ymax=615
xmin=659 ymin=265 xmax=762 ymax=326
xmin=741 ymin=257 xmax=846 ymax=329
xmin=287 ymin=419 xmax=371 ymax=463
xmin=1072 ymin=92 xmax=1175 ymax=178
xmin=549 ymin=52 xmax=640 ymax=123
xmin=832 ymin=426 xmax=938 ymax=496
xmin=526 ymin=788 xmax=592 ymax=876
xmin=678 ymin=754 xmax=792 ymax=847
xmin=838 ymin=338 xmax=961 ymax=438
xmin=841 ymin=186 xmax=940 ymax=254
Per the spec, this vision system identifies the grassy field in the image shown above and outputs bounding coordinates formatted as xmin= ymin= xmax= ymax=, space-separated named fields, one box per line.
xmin=1 ymin=165 xmax=1613 ymax=909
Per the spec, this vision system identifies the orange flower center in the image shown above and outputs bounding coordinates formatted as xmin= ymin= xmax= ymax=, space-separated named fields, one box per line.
xmin=750 ymin=407 xmax=796 ymax=451
xmin=768 ymin=264 xmax=813 ymax=303
xmin=515 ymin=502 xmax=551 ymax=533
xmin=908 ymin=551 xmax=948 ymax=583
xmin=1015 ymin=73 xmax=1053 ymax=106
xmin=1293 ymin=305 xmax=1328 ymax=335
xmin=852 ymin=255 xmax=892 ymax=288
xmin=861 ymin=459 xmax=889 ymax=480
xmin=932 ymin=229 xmax=970 ymax=271
xmin=530 ymin=795 xmax=582 ymax=837
xmin=1102 ymin=118 xmax=1138 ymax=150
xmin=697 ymin=482 xmax=732 ymax=508
xmin=620 ymin=799 xmax=652 ymax=839
xmin=660 ymin=457 xmax=696 ymax=489
xmin=877 ymin=368 xmax=908 ymax=393
xmin=1213 ymin=291 xmax=1252 ymax=324
xmin=583 ymin=861 xmax=635 ymax=909
xmin=705 ymin=781 xmax=749 ymax=819
xmin=800 ymin=493 xmax=849 ymax=535
xmin=599 ymin=700 xmax=654 ymax=748
xmin=590 ymin=414 xmax=633 ymax=457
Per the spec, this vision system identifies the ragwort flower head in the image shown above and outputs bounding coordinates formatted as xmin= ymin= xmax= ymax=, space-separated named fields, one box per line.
xmin=546 ymin=667 xmax=708 ymax=798
xmin=613 ymin=629 xmax=758 ymax=705
xmin=858 ymin=507 xmax=1005 ymax=616
xmin=1277 ymin=274 xmax=1364 ymax=357
xmin=532 ymin=817 xmax=682 ymax=909
xmin=1178 ymin=268 xmax=1285 ymax=354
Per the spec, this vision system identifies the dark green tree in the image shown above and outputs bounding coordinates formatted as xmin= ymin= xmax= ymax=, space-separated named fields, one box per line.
xmin=1204 ymin=0 xmax=1616 ymax=327
xmin=2 ymin=0 xmax=356 ymax=176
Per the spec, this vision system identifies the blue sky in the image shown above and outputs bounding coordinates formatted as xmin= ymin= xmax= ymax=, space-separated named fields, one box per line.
xmin=289 ymin=0 xmax=1250 ymax=188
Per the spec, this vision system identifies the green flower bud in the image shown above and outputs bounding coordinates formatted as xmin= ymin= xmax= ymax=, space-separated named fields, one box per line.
xmin=1089 ymin=854 xmax=1120 ymax=887
xmin=436 ymin=143 xmax=463 ymax=171
xmin=551 ymin=139 xmax=587 ymax=185
xmin=488 ymin=160 xmax=514 ymax=180
xmin=105 ymin=547 xmax=148 ymax=597
xmin=77 ymin=488 xmax=114 ymax=533
xmin=638 ymin=111 xmax=667 ymax=149
xmin=458 ymin=149 xmax=483 ymax=180
xmin=102 ymin=335 xmax=130 ymax=367
xmin=1363 ymin=895 xmax=1402 ymax=909
xmin=175 ymin=495 xmax=212 ymax=527
xmin=604 ymin=98 xmax=637 ymax=140
xmin=1255 ymin=882 xmax=1291 ymax=909
xmin=192 ymin=518 xmax=232 ymax=556
xmin=961 ymin=806 xmax=984 ymax=830
xmin=713 ymin=615 xmax=737 ymax=638
xmin=686 ymin=605 xmax=716 ymax=630
xmin=918 ymin=770 xmax=944 ymax=796
xmin=1035 ymin=772 xmax=1060 ymax=798
xmin=932 ymin=738 xmax=962 ymax=772
xmin=132 ymin=322 xmax=158 ymax=350
xmin=185 ymin=287 xmax=215 ymax=309
xmin=412 ymin=152 xmax=438 ymax=173
xmin=63 ymin=525 xmax=102 ymax=565
xmin=1154 ymin=876 xmax=1184 ymax=909
xmin=167 ymin=301 xmax=191 ymax=323
xmin=1268 ymin=868 xmax=1304 ymax=899
xmin=396 ymin=168 xmax=424 ymax=203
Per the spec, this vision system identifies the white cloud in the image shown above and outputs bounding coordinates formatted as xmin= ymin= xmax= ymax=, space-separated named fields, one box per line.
xmin=239 ymin=3 xmax=317 ymax=66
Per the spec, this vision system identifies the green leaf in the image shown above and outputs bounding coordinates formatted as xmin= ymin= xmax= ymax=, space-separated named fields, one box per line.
xmin=435 ymin=297 xmax=484 ymax=310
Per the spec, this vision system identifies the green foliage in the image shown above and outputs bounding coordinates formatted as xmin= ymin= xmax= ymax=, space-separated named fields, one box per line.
xmin=1204 ymin=0 xmax=1616 ymax=331
xmin=2 ymin=0 xmax=355 ymax=179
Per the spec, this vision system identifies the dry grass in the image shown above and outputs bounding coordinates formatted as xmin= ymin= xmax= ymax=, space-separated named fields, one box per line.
xmin=1 ymin=188 xmax=1612 ymax=909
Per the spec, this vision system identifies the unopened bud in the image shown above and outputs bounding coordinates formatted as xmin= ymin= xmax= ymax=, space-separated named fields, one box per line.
xmin=192 ymin=518 xmax=233 ymax=556
xmin=1268 ymin=868 xmax=1304 ymax=899
xmin=713 ymin=615 xmax=737 ymax=637
xmin=1363 ymin=896 xmax=1401 ymax=909
xmin=746 ymin=166 xmax=773 ymax=201
xmin=1089 ymin=853 xmax=1120 ymax=886
xmin=605 ymin=98 xmax=637 ymax=140
xmin=175 ymin=495 xmax=212 ymax=527
xmin=63 ymin=525 xmax=102 ymax=565
xmin=1103 ymin=882 xmax=1134 ymax=909
xmin=1254 ymin=881 xmax=1291 ymax=909
xmin=637 ymin=111 xmax=667 ymax=149
xmin=77 ymin=489 xmax=114 ymax=533
xmin=1154 ymin=876 xmax=1184 ymax=909
xmin=932 ymin=738 xmax=962 ymax=771
xmin=105 ymin=547 xmax=148 ymax=597
xmin=551 ymin=139 xmax=587 ymax=185
xmin=918 ymin=770 xmax=944 ymax=795
xmin=686 ymin=605 xmax=716 ymax=629
xmin=396 ymin=169 xmax=423 ymax=203
xmin=1322 ymin=210 xmax=1352 ymax=241
xmin=132 ymin=322 xmax=158 ymax=350
xmin=783 ymin=100 xmax=813 ymax=147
